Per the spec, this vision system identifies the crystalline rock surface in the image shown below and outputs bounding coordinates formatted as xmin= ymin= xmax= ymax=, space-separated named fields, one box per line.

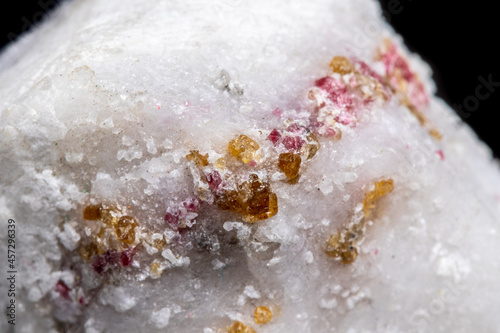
xmin=1 ymin=0 xmax=500 ymax=332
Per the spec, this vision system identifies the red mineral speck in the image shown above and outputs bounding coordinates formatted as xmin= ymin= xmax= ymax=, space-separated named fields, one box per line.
xmin=248 ymin=160 xmax=258 ymax=167
xmin=79 ymin=296 xmax=85 ymax=305
xmin=315 ymin=76 xmax=335 ymax=90
xmin=322 ymin=126 xmax=339 ymax=138
xmin=335 ymin=112 xmax=356 ymax=126
xmin=355 ymin=60 xmax=385 ymax=86
xmin=315 ymin=76 xmax=353 ymax=109
xmin=104 ymin=249 xmax=120 ymax=266
xmin=55 ymin=280 xmax=71 ymax=300
xmin=272 ymin=108 xmax=282 ymax=117
xmin=92 ymin=255 xmax=107 ymax=274
xmin=282 ymin=136 xmax=305 ymax=152
xmin=379 ymin=40 xmax=429 ymax=111
xmin=206 ymin=171 xmax=222 ymax=190
xmin=165 ymin=211 xmax=179 ymax=226
xmin=436 ymin=150 xmax=445 ymax=161
xmin=120 ymin=248 xmax=135 ymax=267
xmin=268 ymin=129 xmax=282 ymax=145
xmin=183 ymin=197 xmax=201 ymax=212
xmin=286 ymin=123 xmax=306 ymax=134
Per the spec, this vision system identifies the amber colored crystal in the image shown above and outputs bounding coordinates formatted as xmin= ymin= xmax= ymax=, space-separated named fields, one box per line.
xmin=240 ymin=174 xmax=278 ymax=223
xmin=228 ymin=135 xmax=260 ymax=163
xmin=152 ymin=237 xmax=166 ymax=251
xmin=306 ymin=132 xmax=320 ymax=160
xmin=100 ymin=207 xmax=119 ymax=227
xmin=79 ymin=243 xmax=97 ymax=262
xmin=362 ymin=179 xmax=394 ymax=219
xmin=215 ymin=189 xmax=242 ymax=213
xmin=429 ymin=128 xmax=443 ymax=140
xmin=215 ymin=157 xmax=226 ymax=169
xmin=325 ymin=232 xmax=359 ymax=265
xmin=254 ymin=306 xmax=272 ymax=325
xmin=215 ymin=174 xmax=278 ymax=223
xmin=186 ymin=150 xmax=209 ymax=167
xmin=228 ymin=321 xmax=256 ymax=333
xmin=278 ymin=153 xmax=301 ymax=180
xmin=406 ymin=103 xmax=427 ymax=126
xmin=326 ymin=179 xmax=394 ymax=264
xmin=83 ymin=204 xmax=102 ymax=220
xmin=115 ymin=216 xmax=138 ymax=245
xmin=150 ymin=262 xmax=162 ymax=278
xmin=329 ymin=56 xmax=354 ymax=75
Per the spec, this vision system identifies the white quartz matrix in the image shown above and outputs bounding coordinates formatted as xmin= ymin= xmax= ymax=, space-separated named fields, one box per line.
xmin=1 ymin=0 xmax=500 ymax=332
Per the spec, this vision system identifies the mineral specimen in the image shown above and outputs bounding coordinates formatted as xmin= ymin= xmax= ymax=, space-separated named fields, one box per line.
xmin=1 ymin=0 xmax=500 ymax=332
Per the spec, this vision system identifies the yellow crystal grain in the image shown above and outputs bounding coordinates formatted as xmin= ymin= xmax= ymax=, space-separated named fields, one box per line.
xmin=254 ymin=306 xmax=272 ymax=325
xmin=228 ymin=135 xmax=260 ymax=164
xmin=228 ymin=321 xmax=256 ymax=333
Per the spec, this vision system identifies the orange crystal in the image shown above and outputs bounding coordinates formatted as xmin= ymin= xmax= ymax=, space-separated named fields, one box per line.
xmin=186 ymin=150 xmax=209 ymax=167
xmin=215 ymin=174 xmax=278 ymax=223
xmin=83 ymin=204 xmax=102 ymax=220
xmin=228 ymin=135 xmax=260 ymax=164
xmin=228 ymin=321 xmax=256 ymax=333
xmin=325 ymin=231 xmax=359 ymax=264
xmin=152 ymin=236 xmax=166 ymax=251
xmin=326 ymin=179 xmax=394 ymax=264
xmin=362 ymin=179 xmax=394 ymax=219
xmin=329 ymin=56 xmax=354 ymax=75
xmin=278 ymin=153 xmax=301 ymax=180
xmin=254 ymin=306 xmax=272 ymax=325
xmin=306 ymin=132 xmax=320 ymax=160
xmin=79 ymin=243 xmax=97 ymax=262
xmin=115 ymin=216 xmax=138 ymax=245
xmin=150 ymin=261 xmax=162 ymax=278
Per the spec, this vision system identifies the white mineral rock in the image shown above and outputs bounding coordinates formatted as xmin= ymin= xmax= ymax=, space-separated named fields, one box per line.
xmin=1 ymin=0 xmax=500 ymax=332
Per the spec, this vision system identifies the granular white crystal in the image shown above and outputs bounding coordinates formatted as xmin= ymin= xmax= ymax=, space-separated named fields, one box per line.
xmin=149 ymin=307 xmax=171 ymax=329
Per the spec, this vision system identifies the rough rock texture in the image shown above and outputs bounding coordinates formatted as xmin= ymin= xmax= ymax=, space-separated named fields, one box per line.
xmin=1 ymin=0 xmax=500 ymax=332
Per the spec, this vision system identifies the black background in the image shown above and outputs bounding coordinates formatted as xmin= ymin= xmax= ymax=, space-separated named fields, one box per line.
xmin=1 ymin=1 xmax=498 ymax=157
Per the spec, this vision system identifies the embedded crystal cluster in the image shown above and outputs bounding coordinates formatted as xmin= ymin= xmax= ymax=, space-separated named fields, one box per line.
xmin=1 ymin=0 xmax=500 ymax=332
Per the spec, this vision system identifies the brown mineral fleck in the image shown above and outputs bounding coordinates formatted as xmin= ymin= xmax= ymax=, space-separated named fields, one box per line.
xmin=152 ymin=236 xmax=166 ymax=251
xmin=306 ymin=132 xmax=320 ymax=160
xmin=79 ymin=243 xmax=97 ymax=262
xmin=240 ymin=174 xmax=278 ymax=223
xmin=186 ymin=150 xmax=209 ymax=167
xmin=329 ymin=56 xmax=354 ymax=75
xmin=101 ymin=207 xmax=119 ymax=227
xmin=406 ymin=103 xmax=427 ymax=126
xmin=215 ymin=189 xmax=242 ymax=213
xmin=429 ymin=128 xmax=443 ymax=140
xmin=215 ymin=174 xmax=278 ymax=223
xmin=325 ymin=232 xmax=358 ymax=264
xmin=362 ymin=179 xmax=394 ymax=219
xmin=83 ymin=204 xmax=102 ymax=220
xmin=215 ymin=157 xmax=226 ymax=169
xmin=150 ymin=261 xmax=162 ymax=279
xmin=254 ymin=306 xmax=272 ymax=325
xmin=242 ymin=189 xmax=278 ymax=223
xmin=115 ymin=216 xmax=138 ymax=245
xmin=228 ymin=135 xmax=260 ymax=164
xmin=326 ymin=179 xmax=394 ymax=264
xmin=278 ymin=153 xmax=301 ymax=180
xmin=228 ymin=321 xmax=256 ymax=333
